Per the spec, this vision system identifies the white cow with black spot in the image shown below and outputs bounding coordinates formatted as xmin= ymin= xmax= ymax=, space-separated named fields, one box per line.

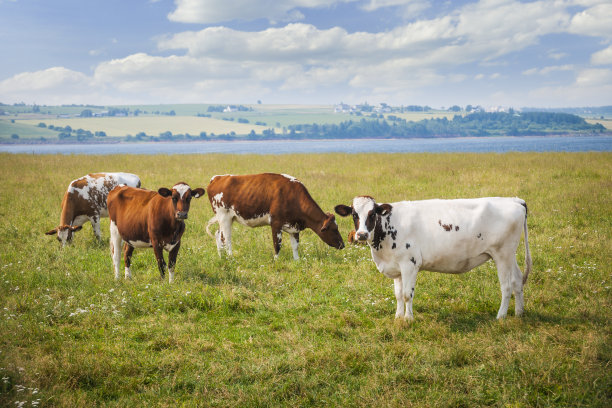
xmin=335 ymin=196 xmax=532 ymax=320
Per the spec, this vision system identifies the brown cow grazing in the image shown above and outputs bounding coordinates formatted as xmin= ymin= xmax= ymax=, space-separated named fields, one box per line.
xmin=206 ymin=173 xmax=344 ymax=259
xmin=108 ymin=182 xmax=205 ymax=283
xmin=46 ymin=172 xmax=141 ymax=247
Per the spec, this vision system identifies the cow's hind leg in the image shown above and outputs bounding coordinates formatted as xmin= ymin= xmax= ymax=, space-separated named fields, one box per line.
xmin=217 ymin=210 xmax=233 ymax=256
xmin=492 ymin=252 xmax=515 ymax=319
xmin=123 ymin=244 xmax=134 ymax=280
xmin=512 ymin=259 xmax=525 ymax=316
xmin=271 ymin=223 xmax=283 ymax=259
xmin=110 ymin=221 xmax=122 ymax=280
xmin=90 ymin=215 xmax=101 ymax=241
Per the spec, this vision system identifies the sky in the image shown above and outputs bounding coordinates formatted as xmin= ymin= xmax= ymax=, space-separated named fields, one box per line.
xmin=0 ymin=0 xmax=611 ymax=108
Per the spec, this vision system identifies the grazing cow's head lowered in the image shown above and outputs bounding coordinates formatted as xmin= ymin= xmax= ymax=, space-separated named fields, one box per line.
xmin=335 ymin=196 xmax=392 ymax=242
xmin=45 ymin=225 xmax=83 ymax=246
xmin=158 ymin=183 xmax=206 ymax=220
xmin=318 ymin=213 xmax=345 ymax=249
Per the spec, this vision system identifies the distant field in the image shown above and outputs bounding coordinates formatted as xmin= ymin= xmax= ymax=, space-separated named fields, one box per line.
xmin=2 ymin=105 xmax=460 ymax=139
xmin=18 ymin=116 xmax=282 ymax=138
xmin=0 ymin=152 xmax=610 ymax=407
xmin=586 ymin=118 xmax=612 ymax=130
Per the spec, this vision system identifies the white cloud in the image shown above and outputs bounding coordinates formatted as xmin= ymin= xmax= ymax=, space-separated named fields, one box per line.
xmin=522 ymin=65 xmax=574 ymax=75
xmin=568 ymin=3 xmax=612 ymax=39
xmin=591 ymin=45 xmax=612 ymax=65
xmin=528 ymin=68 xmax=612 ymax=106
xmin=167 ymin=0 xmax=353 ymax=24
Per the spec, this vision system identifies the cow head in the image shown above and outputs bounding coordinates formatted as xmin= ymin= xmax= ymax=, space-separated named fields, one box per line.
xmin=45 ymin=225 xmax=83 ymax=247
xmin=335 ymin=196 xmax=392 ymax=243
xmin=158 ymin=182 xmax=205 ymax=220
xmin=317 ymin=213 xmax=345 ymax=249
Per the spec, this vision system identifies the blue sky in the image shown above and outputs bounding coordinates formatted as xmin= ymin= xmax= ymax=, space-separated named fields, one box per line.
xmin=0 ymin=0 xmax=610 ymax=108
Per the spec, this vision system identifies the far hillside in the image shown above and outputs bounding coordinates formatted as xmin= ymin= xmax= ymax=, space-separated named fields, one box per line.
xmin=0 ymin=103 xmax=609 ymax=142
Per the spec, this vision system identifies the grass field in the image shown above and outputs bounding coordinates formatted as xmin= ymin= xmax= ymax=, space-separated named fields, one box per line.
xmin=0 ymin=152 xmax=610 ymax=407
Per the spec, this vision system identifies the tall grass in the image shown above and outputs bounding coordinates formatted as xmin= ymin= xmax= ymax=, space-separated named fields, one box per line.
xmin=0 ymin=152 xmax=610 ymax=407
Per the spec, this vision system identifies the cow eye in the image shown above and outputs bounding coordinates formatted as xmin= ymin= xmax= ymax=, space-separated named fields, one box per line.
xmin=352 ymin=212 xmax=358 ymax=219
xmin=172 ymin=197 xmax=178 ymax=203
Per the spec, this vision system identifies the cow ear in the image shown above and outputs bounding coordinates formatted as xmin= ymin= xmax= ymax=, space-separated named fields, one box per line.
xmin=192 ymin=188 xmax=206 ymax=198
xmin=158 ymin=188 xmax=172 ymax=197
xmin=334 ymin=204 xmax=352 ymax=217
xmin=45 ymin=228 xmax=58 ymax=235
xmin=376 ymin=203 xmax=393 ymax=216
xmin=70 ymin=225 xmax=83 ymax=232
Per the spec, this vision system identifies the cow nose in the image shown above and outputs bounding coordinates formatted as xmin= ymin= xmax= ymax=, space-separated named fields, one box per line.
xmin=356 ymin=232 xmax=369 ymax=241
xmin=176 ymin=212 xmax=188 ymax=220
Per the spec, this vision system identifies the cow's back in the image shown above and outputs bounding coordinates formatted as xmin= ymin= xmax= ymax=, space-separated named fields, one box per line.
xmin=208 ymin=173 xmax=311 ymax=217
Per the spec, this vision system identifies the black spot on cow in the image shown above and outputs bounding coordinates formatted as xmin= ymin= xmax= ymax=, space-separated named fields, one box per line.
xmin=455 ymin=225 xmax=459 ymax=231
xmin=438 ymin=219 xmax=453 ymax=232
xmin=392 ymin=242 xmax=397 ymax=249
xmin=410 ymin=257 xmax=416 ymax=265
xmin=477 ymin=233 xmax=483 ymax=240
xmin=405 ymin=243 xmax=410 ymax=249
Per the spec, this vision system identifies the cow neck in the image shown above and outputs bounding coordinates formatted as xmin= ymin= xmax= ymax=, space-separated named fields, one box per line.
xmin=302 ymin=201 xmax=328 ymax=232
xmin=59 ymin=193 xmax=75 ymax=226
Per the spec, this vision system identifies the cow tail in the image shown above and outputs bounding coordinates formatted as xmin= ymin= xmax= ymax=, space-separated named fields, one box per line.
xmin=522 ymin=203 xmax=532 ymax=285
xmin=205 ymin=214 xmax=218 ymax=238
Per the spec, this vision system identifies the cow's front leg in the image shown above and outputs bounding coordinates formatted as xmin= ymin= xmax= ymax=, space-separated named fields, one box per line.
xmin=167 ymin=241 xmax=181 ymax=283
xmin=271 ymin=223 xmax=283 ymax=259
xmin=123 ymin=243 xmax=134 ymax=280
xmin=393 ymin=277 xmax=405 ymax=319
xmin=152 ymin=241 xmax=166 ymax=280
xmin=290 ymin=233 xmax=300 ymax=260
xmin=400 ymin=261 xmax=419 ymax=320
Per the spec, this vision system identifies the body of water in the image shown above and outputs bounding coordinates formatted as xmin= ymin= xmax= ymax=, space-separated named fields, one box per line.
xmin=1 ymin=135 xmax=611 ymax=154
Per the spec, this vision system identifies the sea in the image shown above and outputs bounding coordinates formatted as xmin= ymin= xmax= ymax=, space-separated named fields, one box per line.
xmin=1 ymin=135 xmax=611 ymax=155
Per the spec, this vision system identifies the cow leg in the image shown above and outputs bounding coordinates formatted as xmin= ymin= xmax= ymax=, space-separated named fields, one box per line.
xmin=400 ymin=262 xmax=419 ymax=320
xmin=271 ymin=224 xmax=283 ymax=259
xmin=152 ymin=242 xmax=167 ymax=280
xmin=217 ymin=211 xmax=233 ymax=256
xmin=167 ymin=242 xmax=181 ymax=283
xmin=290 ymin=233 xmax=300 ymax=260
xmin=109 ymin=221 xmax=122 ymax=280
xmin=492 ymin=252 xmax=514 ymax=319
xmin=393 ymin=278 xmax=406 ymax=319
xmin=90 ymin=215 xmax=101 ymax=240
xmin=512 ymin=259 xmax=525 ymax=316
xmin=123 ymin=243 xmax=134 ymax=280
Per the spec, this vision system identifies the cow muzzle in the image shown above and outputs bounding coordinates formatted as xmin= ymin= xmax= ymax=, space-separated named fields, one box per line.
xmin=175 ymin=212 xmax=188 ymax=220
xmin=356 ymin=231 xmax=369 ymax=241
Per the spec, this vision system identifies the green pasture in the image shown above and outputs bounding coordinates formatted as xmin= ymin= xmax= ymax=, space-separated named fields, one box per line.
xmin=0 ymin=153 xmax=610 ymax=407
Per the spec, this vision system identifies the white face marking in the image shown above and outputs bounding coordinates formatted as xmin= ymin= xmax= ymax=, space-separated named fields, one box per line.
xmin=352 ymin=196 xmax=376 ymax=239
xmin=281 ymin=174 xmax=301 ymax=183
xmin=58 ymin=228 xmax=70 ymax=245
xmin=173 ymin=183 xmax=191 ymax=198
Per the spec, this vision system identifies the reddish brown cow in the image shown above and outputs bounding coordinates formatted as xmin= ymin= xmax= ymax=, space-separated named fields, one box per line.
xmin=206 ymin=173 xmax=344 ymax=259
xmin=108 ymin=182 xmax=205 ymax=282
xmin=46 ymin=172 xmax=141 ymax=247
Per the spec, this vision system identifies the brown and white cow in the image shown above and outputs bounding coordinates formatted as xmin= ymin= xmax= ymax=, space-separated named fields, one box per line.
xmin=108 ymin=182 xmax=205 ymax=282
xmin=206 ymin=173 xmax=344 ymax=259
xmin=46 ymin=172 xmax=141 ymax=247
